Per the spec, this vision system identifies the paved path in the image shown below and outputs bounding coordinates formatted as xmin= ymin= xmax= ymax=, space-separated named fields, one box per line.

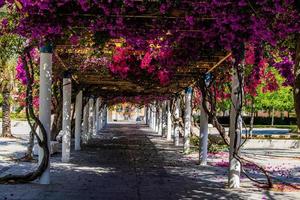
xmin=0 ymin=123 xmax=299 ymax=200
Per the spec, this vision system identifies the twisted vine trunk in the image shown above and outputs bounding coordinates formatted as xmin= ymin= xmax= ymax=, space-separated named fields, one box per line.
xmin=249 ymin=96 xmax=255 ymax=137
xmin=1 ymin=87 xmax=12 ymax=138
xmin=197 ymin=78 xmax=230 ymax=146
xmin=51 ymin=81 xmax=63 ymax=140
xmin=0 ymin=49 xmax=50 ymax=183
xmin=294 ymin=36 xmax=300 ymax=132
xmin=51 ymin=106 xmax=62 ymax=140
xmin=26 ymin=123 xmax=37 ymax=159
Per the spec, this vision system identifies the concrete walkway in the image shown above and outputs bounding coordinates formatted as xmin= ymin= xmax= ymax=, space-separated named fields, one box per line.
xmin=0 ymin=123 xmax=299 ymax=200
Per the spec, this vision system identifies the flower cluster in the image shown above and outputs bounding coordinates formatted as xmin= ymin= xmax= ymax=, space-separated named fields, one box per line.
xmin=109 ymin=47 xmax=132 ymax=79
xmin=109 ymin=44 xmax=174 ymax=85
xmin=107 ymin=95 xmax=170 ymax=106
xmin=0 ymin=1 xmax=298 ymax=99
xmin=15 ymin=48 xmax=40 ymax=109
xmin=273 ymin=56 xmax=295 ymax=87
xmin=15 ymin=58 xmax=27 ymax=85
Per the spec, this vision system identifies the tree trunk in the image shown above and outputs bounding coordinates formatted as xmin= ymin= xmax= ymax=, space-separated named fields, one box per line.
xmin=294 ymin=36 xmax=300 ymax=132
xmin=51 ymin=80 xmax=63 ymax=140
xmin=271 ymin=107 xmax=275 ymax=127
xmin=1 ymin=89 xmax=12 ymax=137
xmin=27 ymin=123 xmax=37 ymax=157
xmin=51 ymin=103 xmax=62 ymax=140
xmin=249 ymin=96 xmax=255 ymax=137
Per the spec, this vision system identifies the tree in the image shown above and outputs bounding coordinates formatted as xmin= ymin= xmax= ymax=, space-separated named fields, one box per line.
xmin=0 ymin=34 xmax=22 ymax=137
xmin=0 ymin=58 xmax=15 ymax=137
xmin=294 ymin=37 xmax=300 ymax=131
xmin=255 ymin=85 xmax=294 ymax=126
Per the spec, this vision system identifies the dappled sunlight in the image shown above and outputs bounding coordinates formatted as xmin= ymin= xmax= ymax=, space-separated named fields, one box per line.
xmin=52 ymin=162 xmax=115 ymax=175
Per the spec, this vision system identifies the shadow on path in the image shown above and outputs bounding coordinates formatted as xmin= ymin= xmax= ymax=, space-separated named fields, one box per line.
xmin=0 ymin=124 xmax=296 ymax=200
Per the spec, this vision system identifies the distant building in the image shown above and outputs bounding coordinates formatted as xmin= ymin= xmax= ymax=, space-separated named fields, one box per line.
xmin=108 ymin=103 xmax=145 ymax=122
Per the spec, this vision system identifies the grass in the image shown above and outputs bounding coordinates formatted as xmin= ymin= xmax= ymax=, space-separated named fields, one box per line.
xmin=0 ymin=112 xmax=28 ymax=121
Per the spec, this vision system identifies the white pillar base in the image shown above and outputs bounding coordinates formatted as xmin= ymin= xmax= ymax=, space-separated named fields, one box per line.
xmin=228 ymin=66 xmax=243 ymax=188
xmin=75 ymin=91 xmax=82 ymax=151
xmin=166 ymin=101 xmax=172 ymax=141
xmin=88 ymin=98 xmax=94 ymax=141
xmin=38 ymin=45 xmax=52 ymax=184
xmin=62 ymin=77 xmax=72 ymax=163
xmin=82 ymin=103 xmax=89 ymax=144
xmin=174 ymin=99 xmax=180 ymax=146
xmin=199 ymin=101 xmax=208 ymax=165
xmin=184 ymin=87 xmax=192 ymax=153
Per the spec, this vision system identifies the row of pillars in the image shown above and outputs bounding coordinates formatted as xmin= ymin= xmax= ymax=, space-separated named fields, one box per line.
xmin=145 ymin=88 xmax=208 ymax=163
xmin=60 ymin=93 xmax=108 ymax=174
xmin=38 ymin=46 xmax=108 ymax=184
xmin=145 ymin=78 xmax=242 ymax=189
xmin=61 ymin=81 xmax=108 ymax=161
xmin=37 ymin=45 xmax=241 ymax=188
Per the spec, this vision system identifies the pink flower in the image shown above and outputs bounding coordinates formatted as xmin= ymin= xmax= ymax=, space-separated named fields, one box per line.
xmin=78 ymin=0 xmax=90 ymax=12
xmin=146 ymin=65 xmax=155 ymax=73
xmin=70 ymin=35 xmax=80 ymax=45
xmin=157 ymin=69 xmax=170 ymax=85
xmin=0 ymin=0 xmax=4 ymax=8
xmin=140 ymin=52 xmax=152 ymax=69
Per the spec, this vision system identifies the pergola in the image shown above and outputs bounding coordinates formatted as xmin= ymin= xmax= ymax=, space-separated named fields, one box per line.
xmin=38 ymin=43 xmax=237 ymax=187
xmin=0 ymin=1 xmax=250 ymax=189
xmin=54 ymin=44 xmax=229 ymax=97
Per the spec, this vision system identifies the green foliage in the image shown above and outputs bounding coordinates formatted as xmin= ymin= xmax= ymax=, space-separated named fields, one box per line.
xmin=0 ymin=111 xmax=27 ymax=120
xmin=0 ymin=10 xmax=24 ymax=94
xmin=190 ymin=135 xmax=199 ymax=147
xmin=0 ymin=34 xmax=22 ymax=63
xmin=217 ymin=99 xmax=231 ymax=114
xmin=244 ymin=67 xmax=294 ymax=114
xmin=190 ymin=135 xmax=228 ymax=153
xmin=208 ymin=143 xmax=228 ymax=153
xmin=255 ymin=86 xmax=294 ymax=113
xmin=290 ymin=135 xmax=300 ymax=139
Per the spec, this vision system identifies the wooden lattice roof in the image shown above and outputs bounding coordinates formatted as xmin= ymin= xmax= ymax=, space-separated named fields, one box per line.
xmin=54 ymin=42 xmax=230 ymax=98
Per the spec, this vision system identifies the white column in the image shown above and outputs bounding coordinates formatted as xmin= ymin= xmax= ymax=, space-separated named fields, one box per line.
xmin=229 ymin=66 xmax=243 ymax=188
xmin=153 ymin=105 xmax=156 ymax=130
xmin=38 ymin=45 xmax=52 ymax=184
xmin=167 ymin=100 xmax=172 ymax=141
xmin=156 ymin=107 xmax=160 ymax=132
xmin=75 ymin=91 xmax=82 ymax=151
xmin=62 ymin=76 xmax=72 ymax=162
xmin=199 ymin=99 xmax=209 ymax=165
xmin=102 ymin=106 xmax=105 ymax=127
xmin=150 ymin=105 xmax=154 ymax=129
xmin=174 ymin=98 xmax=180 ymax=146
xmin=158 ymin=105 xmax=163 ymax=136
xmin=102 ymin=105 xmax=107 ymax=127
xmin=184 ymin=87 xmax=192 ymax=153
xmin=88 ymin=98 xmax=94 ymax=140
xmin=150 ymin=104 xmax=154 ymax=130
xmin=99 ymin=108 xmax=103 ymax=130
xmin=92 ymin=100 xmax=97 ymax=135
xmin=148 ymin=106 xmax=151 ymax=127
xmin=82 ymin=103 xmax=89 ymax=144
xmin=148 ymin=106 xmax=152 ymax=128
xmin=95 ymin=98 xmax=100 ymax=132
xmin=145 ymin=106 xmax=148 ymax=125
xmin=162 ymin=101 xmax=167 ymax=137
